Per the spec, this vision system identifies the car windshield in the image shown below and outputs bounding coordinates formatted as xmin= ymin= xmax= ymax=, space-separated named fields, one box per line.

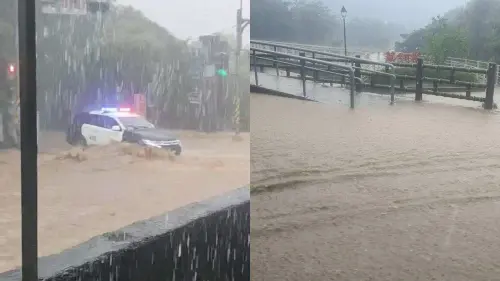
xmin=118 ymin=116 xmax=155 ymax=129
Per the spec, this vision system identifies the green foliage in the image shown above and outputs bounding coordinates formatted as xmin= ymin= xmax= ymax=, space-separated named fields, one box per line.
xmin=424 ymin=19 xmax=468 ymax=64
xmin=0 ymin=1 xmax=248 ymax=134
xmin=396 ymin=0 xmax=500 ymax=62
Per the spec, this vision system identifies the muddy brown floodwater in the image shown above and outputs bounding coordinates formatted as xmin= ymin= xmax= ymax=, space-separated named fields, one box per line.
xmin=0 ymin=130 xmax=249 ymax=272
xmin=251 ymin=93 xmax=500 ymax=281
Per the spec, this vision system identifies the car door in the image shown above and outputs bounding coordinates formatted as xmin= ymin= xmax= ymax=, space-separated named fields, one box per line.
xmin=81 ymin=114 xmax=103 ymax=145
xmin=100 ymin=116 xmax=124 ymax=144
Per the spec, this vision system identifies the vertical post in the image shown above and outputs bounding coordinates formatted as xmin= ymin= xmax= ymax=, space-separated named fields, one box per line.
xmin=484 ymin=62 xmax=497 ymax=110
xmin=328 ymin=65 xmax=333 ymax=86
xmin=312 ymin=52 xmax=318 ymax=82
xmin=299 ymin=52 xmax=306 ymax=97
xmin=18 ymin=0 xmax=38 ymax=280
xmin=253 ymin=50 xmax=259 ymax=86
xmin=343 ymin=18 xmax=347 ymax=57
xmin=349 ymin=69 xmax=355 ymax=109
xmin=415 ymin=58 xmax=423 ymax=101
xmin=273 ymin=45 xmax=279 ymax=76
xmin=466 ymin=84 xmax=471 ymax=97
xmin=354 ymin=55 xmax=361 ymax=92
xmin=390 ymin=71 xmax=395 ymax=105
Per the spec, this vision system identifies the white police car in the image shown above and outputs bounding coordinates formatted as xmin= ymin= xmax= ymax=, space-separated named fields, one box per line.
xmin=66 ymin=107 xmax=182 ymax=155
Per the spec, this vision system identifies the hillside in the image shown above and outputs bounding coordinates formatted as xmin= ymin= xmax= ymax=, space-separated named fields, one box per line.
xmin=396 ymin=0 xmax=500 ymax=62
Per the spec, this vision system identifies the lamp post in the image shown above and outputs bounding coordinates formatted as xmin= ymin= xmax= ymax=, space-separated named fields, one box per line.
xmin=341 ymin=6 xmax=347 ymax=57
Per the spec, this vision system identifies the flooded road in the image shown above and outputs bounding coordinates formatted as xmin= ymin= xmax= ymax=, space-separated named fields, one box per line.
xmin=251 ymin=93 xmax=500 ymax=281
xmin=0 ymin=131 xmax=249 ymax=272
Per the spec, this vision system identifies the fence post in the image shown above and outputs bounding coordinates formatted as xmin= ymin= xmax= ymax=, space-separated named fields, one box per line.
xmin=273 ymin=46 xmax=279 ymax=76
xmin=253 ymin=49 xmax=259 ymax=86
xmin=299 ymin=52 xmax=306 ymax=97
xmin=312 ymin=52 xmax=318 ymax=82
xmin=354 ymin=55 xmax=362 ymax=92
xmin=415 ymin=58 xmax=423 ymax=101
xmin=349 ymin=69 xmax=355 ymax=109
xmin=328 ymin=65 xmax=333 ymax=86
xmin=484 ymin=62 xmax=497 ymax=109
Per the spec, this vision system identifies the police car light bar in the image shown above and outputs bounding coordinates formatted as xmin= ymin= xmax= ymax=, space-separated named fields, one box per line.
xmin=101 ymin=107 xmax=131 ymax=112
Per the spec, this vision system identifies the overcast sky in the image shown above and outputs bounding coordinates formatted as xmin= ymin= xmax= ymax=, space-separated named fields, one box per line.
xmin=116 ymin=0 xmax=250 ymax=43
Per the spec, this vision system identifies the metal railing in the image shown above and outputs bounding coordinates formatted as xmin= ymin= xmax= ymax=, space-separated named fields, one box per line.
xmin=250 ymin=40 xmax=396 ymax=105
xmin=252 ymin=40 xmax=383 ymax=57
xmin=445 ymin=57 xmax=500 ymax=84
xmin=251 ymin=47 xmax=355 ymax=108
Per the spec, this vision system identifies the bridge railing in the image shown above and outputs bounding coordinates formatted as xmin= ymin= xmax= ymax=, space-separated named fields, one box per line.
xmin=389 ymin=59 xmax=496 ymax=108
xmin=251 ymin=47 xmax=356 ymax=108
xmin=445 ymin=56 xmax=500 ymax=84
xmin=252 ymin=40 xmax=381 ymax=57
xmin=250 ymin=40 xmax=397 ymax=105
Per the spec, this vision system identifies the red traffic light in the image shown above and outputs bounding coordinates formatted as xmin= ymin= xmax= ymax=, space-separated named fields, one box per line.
xmin=8 ymin=64 xmax=15 ymax=74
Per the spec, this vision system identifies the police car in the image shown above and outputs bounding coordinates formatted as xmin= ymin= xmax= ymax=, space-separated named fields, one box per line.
xmin=66 ymin=107 xmax=182 ymax=155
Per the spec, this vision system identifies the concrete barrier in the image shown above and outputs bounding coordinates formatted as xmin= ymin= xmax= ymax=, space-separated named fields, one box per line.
xmin=0 ymin=187 xmax=250 ymax=281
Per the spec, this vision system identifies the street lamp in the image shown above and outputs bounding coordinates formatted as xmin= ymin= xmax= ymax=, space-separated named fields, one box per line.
xmin=341 ymin=6 xmax=347 ymax=57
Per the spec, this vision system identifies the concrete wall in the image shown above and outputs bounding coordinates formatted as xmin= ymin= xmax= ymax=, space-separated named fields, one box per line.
xmin=0 ymin=187 xmax=250 ymax=281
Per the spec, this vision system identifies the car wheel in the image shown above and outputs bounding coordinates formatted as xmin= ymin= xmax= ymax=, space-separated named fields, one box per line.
xmin=78 ymin=135 xmax=88 ymax=147
xmin=175 ymin=149 xmax=181 ymax=156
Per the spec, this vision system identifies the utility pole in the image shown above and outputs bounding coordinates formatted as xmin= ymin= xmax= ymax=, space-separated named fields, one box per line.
xmin=234 ymin=0 xmax=249 ymax=136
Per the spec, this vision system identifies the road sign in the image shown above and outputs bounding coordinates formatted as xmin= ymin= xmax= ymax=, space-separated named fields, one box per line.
xmin=41 ymin=0 xmax=110 ymax=15
xmin=187 ymin=92 xmax=201 ymax=104
xmin=203 ymin=65 xmax=216 ymax=77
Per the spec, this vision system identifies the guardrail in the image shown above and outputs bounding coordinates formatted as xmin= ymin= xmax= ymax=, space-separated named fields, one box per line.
xmin=390 ymin=59 xmax=497 ymax=108
xmin=250 ymin=41 xmax=397 ymax=108
xmin=251 ymin=40 xmax=498 ymax=109
xmin=252 ymin=40 xmax=383 ymax=57
xmin=0 ymin=187 xmax=250 ymax=281
xmin=445 ymin=56 xmax=500 ymax=85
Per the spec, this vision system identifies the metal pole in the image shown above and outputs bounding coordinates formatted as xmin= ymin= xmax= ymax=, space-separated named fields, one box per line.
xmin=343 ymin=18 xmax=347 ymax=57
xmin=349 ymin=70 xmax=355 ymax=109
xmin=253 ymin=50 xmax=259 ymax=86
xmin=18 ymin=0 xmax=39 ymax=280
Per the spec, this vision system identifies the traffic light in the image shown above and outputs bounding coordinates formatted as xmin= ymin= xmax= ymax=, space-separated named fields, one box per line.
xmin=216 ymin=69 xmax=227 ymax=77
xmin=7 ymin=63 xmax=16 ymax=80
xmin=216 ymin=52 xmax=229 ymax=78
xmin=8 ymin=63 xmax=15 ymax=74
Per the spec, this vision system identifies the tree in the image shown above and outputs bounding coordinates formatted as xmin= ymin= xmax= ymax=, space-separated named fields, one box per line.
xmin=0 ymin=1 xmax=248 ymax=147
xmin=396 ymin=0 xmax=500 ymax=62
xmin=424 ymin=18 xmax=468 ymax=64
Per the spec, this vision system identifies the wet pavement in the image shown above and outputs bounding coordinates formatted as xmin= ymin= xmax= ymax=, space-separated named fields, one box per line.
xmin=250 ymin=85 xmax=500 ymax=280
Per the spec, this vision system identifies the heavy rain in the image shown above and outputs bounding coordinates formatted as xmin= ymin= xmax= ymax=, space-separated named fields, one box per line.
xmin=0 ymin=0 xmax=249 ymax=273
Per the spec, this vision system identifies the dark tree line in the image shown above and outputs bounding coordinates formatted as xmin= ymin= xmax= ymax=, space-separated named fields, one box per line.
xmin=0 ymin=1 xmax=249 ymax=147
xmin=250 ymin=0 xmax=406 ymax=50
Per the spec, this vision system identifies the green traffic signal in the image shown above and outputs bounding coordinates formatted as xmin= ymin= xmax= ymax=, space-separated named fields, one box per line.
xmin=216 ymin=69 xmax=228 ymax=77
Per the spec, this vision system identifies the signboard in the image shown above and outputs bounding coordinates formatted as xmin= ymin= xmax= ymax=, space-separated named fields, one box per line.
xmin=385 ymin=51 xmax=420 ymax=63
xmin=187 ymin=92 xmax=201 ymax=104
xmin=133 ymin=93 xmax=146 ymax=116
xmin=41 ymin=0 xmax=88 ymax=15
xmin=203 ymin=64 xmax=216 ymax=78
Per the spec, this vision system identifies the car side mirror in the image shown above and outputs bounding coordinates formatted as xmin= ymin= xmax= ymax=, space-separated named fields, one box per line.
xmin=111 ymin=125 xmax=121 ymax=131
